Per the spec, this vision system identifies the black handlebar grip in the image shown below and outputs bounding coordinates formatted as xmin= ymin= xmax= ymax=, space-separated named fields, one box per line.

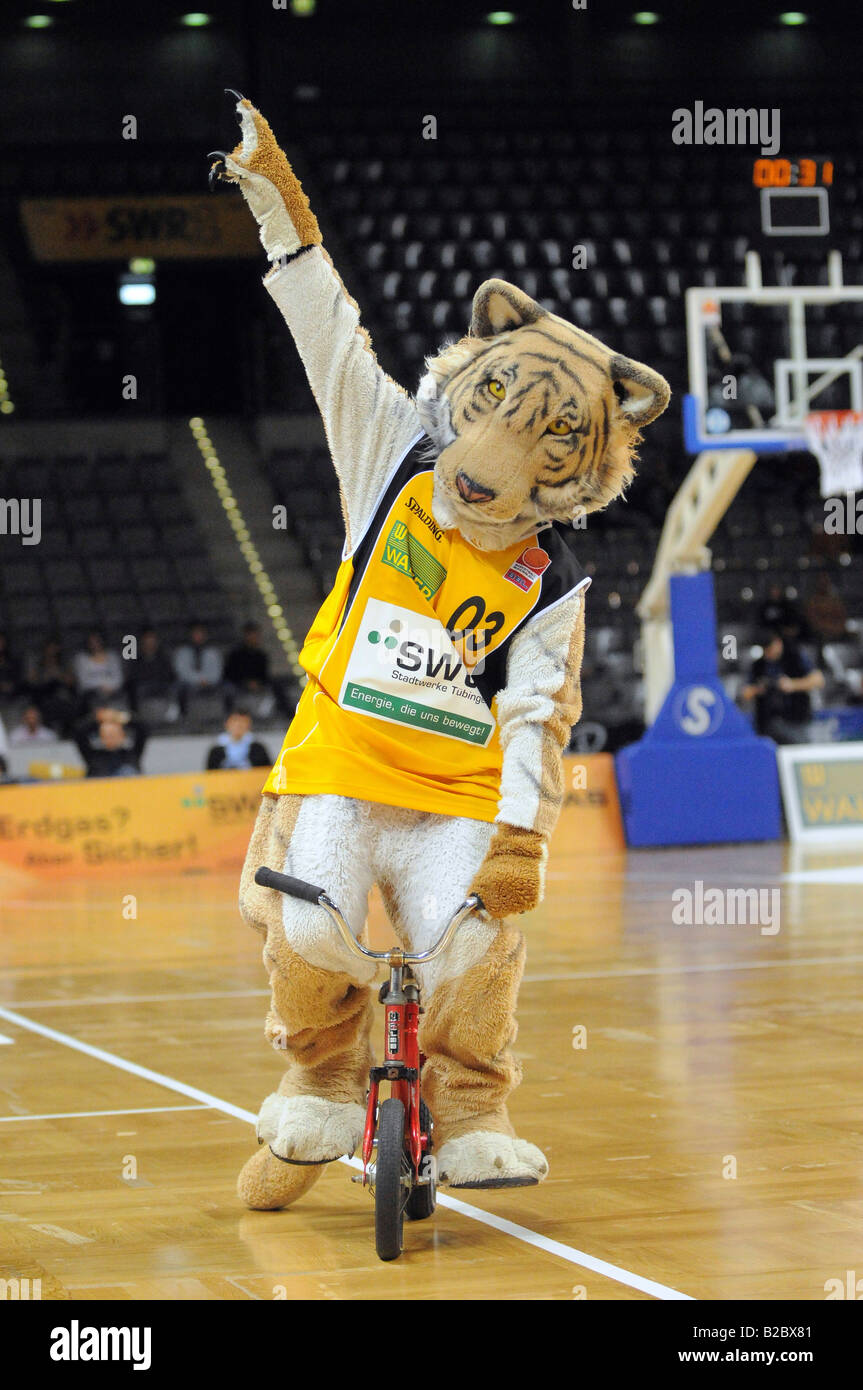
xmin=254 ymin=866 xmax=325 ymax=903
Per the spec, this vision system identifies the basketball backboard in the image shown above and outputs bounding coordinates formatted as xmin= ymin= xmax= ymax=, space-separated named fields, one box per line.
xmin=684 ymin=261 xmax=863 ymax=456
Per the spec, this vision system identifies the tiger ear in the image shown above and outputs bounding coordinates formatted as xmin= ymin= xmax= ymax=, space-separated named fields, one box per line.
xmin=471 ymin=279 xmax=548 ymax=338
xmin=610 ymin=354 xmax=670 ymax=427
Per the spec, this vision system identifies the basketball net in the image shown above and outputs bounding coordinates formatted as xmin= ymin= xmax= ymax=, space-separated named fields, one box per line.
xmin=804 ymin=410 xmax=863 ymax=498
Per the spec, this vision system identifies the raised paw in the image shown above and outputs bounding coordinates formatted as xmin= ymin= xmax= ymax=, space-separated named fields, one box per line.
xmin=436 ymin=1132 xmax=549 ymax=1188
xmin=256 ymin=1093 xmax=365 ymax=1163
xmin=207 ymin=92 xmax=321 ymax=260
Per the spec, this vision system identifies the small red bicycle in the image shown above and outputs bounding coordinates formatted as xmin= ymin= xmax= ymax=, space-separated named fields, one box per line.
xmin=254 ymin=865 xmax=481 ymax=1261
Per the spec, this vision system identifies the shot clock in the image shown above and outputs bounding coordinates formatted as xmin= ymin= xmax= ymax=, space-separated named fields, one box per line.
xmin=752 ymin=157 xmax=834 ymax=188
xmin=751 ymin=156 xmax=834 ymax=240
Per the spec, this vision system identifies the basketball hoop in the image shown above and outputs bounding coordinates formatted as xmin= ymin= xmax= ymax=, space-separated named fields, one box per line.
xmin=804 ymin=410 xmax=863 ymax=498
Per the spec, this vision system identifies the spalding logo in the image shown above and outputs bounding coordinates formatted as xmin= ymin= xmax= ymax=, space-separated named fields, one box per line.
xmin=673 ymin=684 xmax=724 ymax=737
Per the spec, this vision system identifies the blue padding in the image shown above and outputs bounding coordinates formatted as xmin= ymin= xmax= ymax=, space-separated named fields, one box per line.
xmin=616 ymin=738 xmax=781 ymax=846
xmin=682 ymin=392 xmax=800 ymax=455
xmin=615 ymin=572 xmax=782 ymax=846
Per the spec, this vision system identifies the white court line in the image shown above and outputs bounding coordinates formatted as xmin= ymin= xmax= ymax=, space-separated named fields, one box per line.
xmin=0 ymin=1105 xmax=211 ymax=1124
xmin=524 ymin=953 xmax=863 ymax=984
xmin=784 ymin=866 xmax=863 ymax=884
xmin=338 ymin=1153 xmax=689 ymax=1300
xmin=0 ymin=1006 xmax=254 ymax=1123
xmin=0 ymin=1003 xmax=691 ymax=1302
xmin=8 ymin=953 xmax=862 ymax=1009
xmin=7 ymin=952 xmax=862 ymax=1011
xmin=2 ymin=989 xmax=269 ymax=1011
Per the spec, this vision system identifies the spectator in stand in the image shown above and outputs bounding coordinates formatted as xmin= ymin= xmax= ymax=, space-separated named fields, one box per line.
xmin=758 ymin=584 xmax=808 ymax=642
xmin=804 ymin=573 xmax=849 ymax=647
xmin=74 ymin=707 xmax=147 ymax=778
xmin=740 ymin=632 xmax=825 ymax=745
xmin=73 ymin=629 xmax=125 ymax=709
xmin=223 ymin=622 xmax=273 ymax=714
xmin=9 ymin=704 xmax=58 ymax=747
xmin=0 ymin=631 xmax=22 ymax=702
xmin=173 ymin=621 xmax=223 ymax=713
xmin=25 ymin=636 xmax=76 ymax=732
xmin=128 ymin=626 xmax=179 ymax=716
xmin=206 ymin=708 xmax=271 ymax=771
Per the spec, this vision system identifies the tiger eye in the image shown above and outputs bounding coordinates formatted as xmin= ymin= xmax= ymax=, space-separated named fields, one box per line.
xmin=487 ymin=378 xmax=506 ymax=400
xmin=547 ymin=418 xmax=572 ymax=436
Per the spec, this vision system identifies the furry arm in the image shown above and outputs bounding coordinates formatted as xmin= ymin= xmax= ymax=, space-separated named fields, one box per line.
xmin=469 ymin=587 xmax=588 ymax=918
xmin=213 ymin=98 xmax=420 ymax=549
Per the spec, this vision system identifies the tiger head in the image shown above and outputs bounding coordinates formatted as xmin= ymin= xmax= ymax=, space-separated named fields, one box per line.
xmin=416 ymin=279 xmax=670 ymax=552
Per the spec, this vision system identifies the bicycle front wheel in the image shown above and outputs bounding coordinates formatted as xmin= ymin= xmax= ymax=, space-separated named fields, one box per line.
xmin=374 ymin=1097 xmax=409 ymax=1262
xmin=406 ymin=1100 xmax=436 ymax=1221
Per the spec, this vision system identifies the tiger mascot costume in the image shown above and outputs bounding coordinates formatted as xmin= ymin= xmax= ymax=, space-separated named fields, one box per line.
xmin=210 ymin=97 xmax=669 ymax=1209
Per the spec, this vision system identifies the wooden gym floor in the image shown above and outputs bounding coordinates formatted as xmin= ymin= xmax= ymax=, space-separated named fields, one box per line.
xmin=1 ymin=838 xmax=862 ymax=1301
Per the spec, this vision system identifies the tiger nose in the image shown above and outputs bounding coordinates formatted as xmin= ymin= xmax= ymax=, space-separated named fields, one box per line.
xmin=456 ymin=471 xmax=497 ymax=503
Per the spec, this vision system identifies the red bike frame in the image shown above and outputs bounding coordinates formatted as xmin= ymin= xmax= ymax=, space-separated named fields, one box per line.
xmin=361 ymin=991 xmax=428 ymax=1181
xmin=251 ymin=866 xmax=478 ymax=1204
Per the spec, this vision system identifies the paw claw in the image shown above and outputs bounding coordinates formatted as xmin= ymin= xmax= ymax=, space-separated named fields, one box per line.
xmin=207 ymin=152 xmax=229 ymax=191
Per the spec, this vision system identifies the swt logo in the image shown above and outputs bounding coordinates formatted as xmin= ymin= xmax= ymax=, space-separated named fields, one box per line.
xmin=374 ymin=627 xmax=476 ymax=687
xmin=341 ymin=598 xmax=495 ymax=747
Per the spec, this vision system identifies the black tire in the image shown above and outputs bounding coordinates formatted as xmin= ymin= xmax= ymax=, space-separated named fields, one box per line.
xmin=406 ymin=1100 xmax=436 ymax=1222
xmin=374 ymin=1097 xmax=408 ymax=1262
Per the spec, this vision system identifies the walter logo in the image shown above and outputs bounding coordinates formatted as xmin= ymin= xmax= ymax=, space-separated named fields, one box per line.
xmin=381 ymin=521 xmax=447 ymax=599
xmin=673 ymin=684 xmax=724 ymax=737
xmin=341 ymin=598 xmax=495 ymax=746
xmin=504 ymin=545 xmax=550 ymax=592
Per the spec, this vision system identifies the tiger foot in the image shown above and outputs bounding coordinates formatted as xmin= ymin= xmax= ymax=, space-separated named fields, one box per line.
xmin=256 ymin=1092 xmax=365 ymax=1164
xmin=436 ymin=1132 xmax=549 ymax=1188
xmin=236 ymin=1144 xmax=327 ymax=1210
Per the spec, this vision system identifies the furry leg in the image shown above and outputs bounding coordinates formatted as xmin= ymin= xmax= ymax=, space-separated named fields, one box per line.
xmin=372 ymin=804 xmax=547 ymax=1188
xmin=418 ymin=924 xmax=546 ymax=1187
xmin=237 ymin=793 xmax=375 ymax=1210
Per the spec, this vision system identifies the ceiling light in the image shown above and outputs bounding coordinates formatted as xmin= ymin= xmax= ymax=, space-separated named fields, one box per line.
xmin=119 ymin=282 xmax=156 ymax=306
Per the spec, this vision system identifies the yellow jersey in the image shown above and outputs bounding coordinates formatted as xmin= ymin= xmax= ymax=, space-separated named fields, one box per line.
xmin=264 ymin=435 xmax=587 ymax=821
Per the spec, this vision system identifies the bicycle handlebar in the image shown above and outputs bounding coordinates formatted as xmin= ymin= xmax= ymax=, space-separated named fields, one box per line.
xmin=254 ymin=865 xmax=325 ymax=904
xmin=254 ymin=865 xmax=483 ymax=965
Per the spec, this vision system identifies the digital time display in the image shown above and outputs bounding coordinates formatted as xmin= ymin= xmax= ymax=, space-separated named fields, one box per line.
xmin=752 ymin=157 xmax=834 ymax=188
